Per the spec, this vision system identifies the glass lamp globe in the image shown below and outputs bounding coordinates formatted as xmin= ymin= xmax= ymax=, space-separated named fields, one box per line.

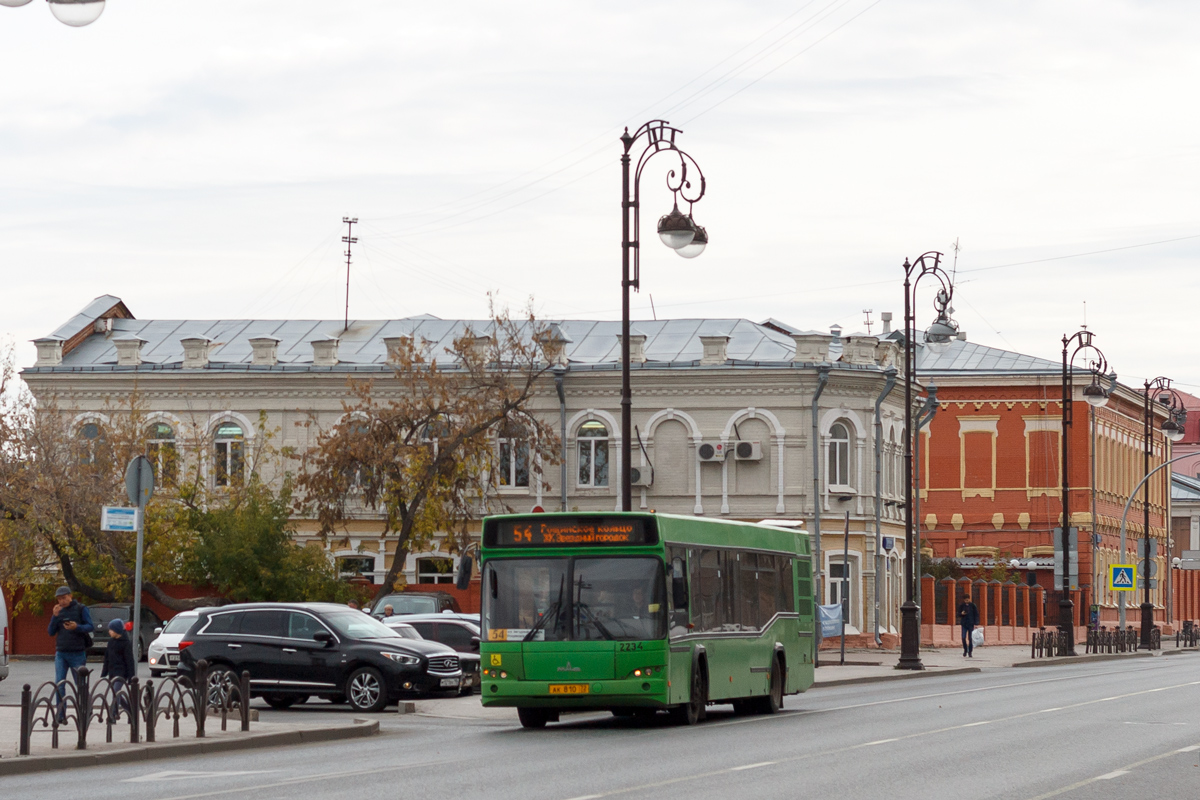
xmin=675 ymin=225 xmax=707 ymax=259
xmin=1162 ymin=420 xmax=1186 ymax=443
xmin=48 ymin=0 xmax=105 ymax=27
xmin=0 ymin=0 xmax=35 ymax=8
xmin=924 ymin=331 xmax=952 ymax=355
xmin=657 ymin=206 xmax=696 ymax=250
xmin=1082 ymin=381 xmax=1109 ymax=408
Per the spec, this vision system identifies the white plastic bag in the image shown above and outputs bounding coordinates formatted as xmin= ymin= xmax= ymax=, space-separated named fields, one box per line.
xmin=971 ymin=628 xmax=984 ymax=647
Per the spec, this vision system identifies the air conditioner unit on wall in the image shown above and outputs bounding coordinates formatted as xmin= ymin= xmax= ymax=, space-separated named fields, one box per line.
xmin=733 ymin=441 xmax=762 ymax=461
xmin=697 ymin=442 xmax=728 ymax=462
xmin=630 ymin=466 xmax=653 ymax=487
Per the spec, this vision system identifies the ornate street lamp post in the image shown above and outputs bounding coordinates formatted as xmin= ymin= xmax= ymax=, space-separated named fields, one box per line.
xmin=618 ymin=121 xmax=707 ymax=510
xmin=1060 ymin=330 xmax=1112 ymax=656
xmin=1139 ymin=378 xmax=1187 ymax=648
xmin=898 ymin=252 xmax=957 ymax=671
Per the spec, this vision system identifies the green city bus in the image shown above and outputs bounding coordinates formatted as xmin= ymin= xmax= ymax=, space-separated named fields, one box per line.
xmin=472 ymin=512 xmax=815 ymax=728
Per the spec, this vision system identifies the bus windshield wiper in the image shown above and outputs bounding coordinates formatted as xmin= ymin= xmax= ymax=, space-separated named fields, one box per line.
xmin=524 ymin=575 xmax=565 ymax=642
xmin=575 ymin=601 xmax=614 ymax=640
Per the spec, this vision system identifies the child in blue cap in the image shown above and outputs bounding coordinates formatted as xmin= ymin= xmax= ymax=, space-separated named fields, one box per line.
xmin=101 ymin=617 xmax=137 ymax=713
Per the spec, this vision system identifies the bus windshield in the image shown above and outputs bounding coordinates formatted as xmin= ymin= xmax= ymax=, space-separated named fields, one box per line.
xmin=483 ymin=557 xmax=666 ymax=642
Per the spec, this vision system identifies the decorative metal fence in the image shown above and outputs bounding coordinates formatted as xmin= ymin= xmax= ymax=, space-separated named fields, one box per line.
xmin=1177 ymin=620 xmax=1198 ymax=648
xmin=1083 ymin=626 xmax=1139 ymax=655
xmin=18 ymin=659 xmax=250 ymax=756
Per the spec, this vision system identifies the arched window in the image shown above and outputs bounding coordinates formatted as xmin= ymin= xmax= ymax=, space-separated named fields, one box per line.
xmin=76 ymin=421 xmax=105 ymax=466
xmin=829 ymin=422 xmax=850 ymax=487
xmin=146 ymin=422 xmax=177 ymax=486
xmin=888 ymin=430 xmax=898 ymax=496
xmin=498 ymin=420 xmax=530 ymax=488
xmin=577 ymin=420 xmax=609 ymax=487
xmin=341 ymin=418 xmax=372 ymax=492
xmin=213 ymin=422 xmax=244 ymax=487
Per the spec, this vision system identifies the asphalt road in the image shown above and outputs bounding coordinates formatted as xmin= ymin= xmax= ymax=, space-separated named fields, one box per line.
xmin=3 ymin=655 xmax=1200 ymax=799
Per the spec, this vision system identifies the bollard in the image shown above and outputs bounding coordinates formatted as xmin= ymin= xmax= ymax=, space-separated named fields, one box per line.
xmin=19 ymin=684 xmax=32 ymax=756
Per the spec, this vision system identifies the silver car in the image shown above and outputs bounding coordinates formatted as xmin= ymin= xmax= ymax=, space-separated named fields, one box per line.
xmin=146 ymin=611 xmax=199 ymax=677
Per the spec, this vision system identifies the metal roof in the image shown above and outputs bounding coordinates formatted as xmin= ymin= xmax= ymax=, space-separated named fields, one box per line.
xmin=43 ymin=311 xmax=808 ymax=369
xmin=1172 ymin=472 xmax=1200 ymax=502
xmin=916 ymin=338 xmax=1061 ymax=374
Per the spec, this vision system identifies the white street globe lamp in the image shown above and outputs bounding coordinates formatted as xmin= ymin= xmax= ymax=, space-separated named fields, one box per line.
xmin=48 ymin=0 xmax=105 ymax=27
xmin=657 ymin=205 xmax=697 ymax=250
xmin=0 ymin=0 xmax=35 ymax=8
xmin=1082 ymin=380 xmax=1109 ymax=408
xmin=675 ymin=225 xmax=707 ymax=259
xmin=1162 ymin=418 xmax=1186 ymax=442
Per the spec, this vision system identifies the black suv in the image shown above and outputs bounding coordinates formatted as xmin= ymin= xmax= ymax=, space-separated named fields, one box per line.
xmin=176 ymin=602 xmax=462 ymax=713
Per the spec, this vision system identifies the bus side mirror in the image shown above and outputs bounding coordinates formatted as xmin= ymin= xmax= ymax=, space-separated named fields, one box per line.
xmin=455 ymin=554 xmax=474 ymax=591
xmin=671 ymin=557 xmax=688 ymax=611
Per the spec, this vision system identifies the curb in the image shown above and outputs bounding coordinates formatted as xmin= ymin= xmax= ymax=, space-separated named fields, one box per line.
xmin=0 ymin=719 xmax=379 ymax=777
xmin=1009 ymin=648 xmax=1200 ymax=667
xmin=814 ymin=666 xmax=981 ymax=688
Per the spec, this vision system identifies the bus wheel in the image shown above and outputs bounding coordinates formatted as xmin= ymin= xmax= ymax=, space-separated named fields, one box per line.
xmin=517 ymin=707 xmax=550 ymax=729
xmin=671 ymin=660 xmax=707 ymax=725
xmin=754 ymin=657 xmax=784 ymax=715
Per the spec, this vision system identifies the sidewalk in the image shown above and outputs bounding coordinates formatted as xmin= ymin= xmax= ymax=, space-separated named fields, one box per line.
xmin=0 ymin=705 xmax=378 ymax=776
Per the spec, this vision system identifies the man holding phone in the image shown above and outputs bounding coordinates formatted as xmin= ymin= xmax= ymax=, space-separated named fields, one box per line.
xmin=47 ymin=586 xmax=95 ymax=714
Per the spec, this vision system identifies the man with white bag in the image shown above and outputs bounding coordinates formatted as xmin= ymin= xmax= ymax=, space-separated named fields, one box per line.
xmin=958 ymin=593 xmax=981 ymax=658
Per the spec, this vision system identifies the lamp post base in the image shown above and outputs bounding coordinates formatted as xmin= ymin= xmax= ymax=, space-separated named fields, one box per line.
xmin=1057 ymin=597 xmax=1076 ymax=657
xmin=1139 ymin=601 xmax=1155 ymax=650
xmin=897 ymin=600 xmax=924 ymax=670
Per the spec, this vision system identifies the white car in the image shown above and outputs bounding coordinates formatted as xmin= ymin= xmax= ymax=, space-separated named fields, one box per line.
xmin=147 ymin=611 xmax=199 ymax=677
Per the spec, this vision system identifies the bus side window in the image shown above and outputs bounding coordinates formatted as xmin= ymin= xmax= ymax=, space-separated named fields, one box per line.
xmin=670 ymin=557 xmax=688 ymax=612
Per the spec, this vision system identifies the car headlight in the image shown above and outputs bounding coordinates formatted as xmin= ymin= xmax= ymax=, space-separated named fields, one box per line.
xmin=381 ymin=652 xmax=420 ymax=665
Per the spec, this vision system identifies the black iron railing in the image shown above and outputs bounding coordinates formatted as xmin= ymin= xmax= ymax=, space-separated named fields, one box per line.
xmin=18 ymin=659 xmax=250 ymax=756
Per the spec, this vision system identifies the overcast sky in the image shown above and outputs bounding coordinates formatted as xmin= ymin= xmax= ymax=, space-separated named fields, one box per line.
xmin=3 ymin=1 xmax=1199 ymax=390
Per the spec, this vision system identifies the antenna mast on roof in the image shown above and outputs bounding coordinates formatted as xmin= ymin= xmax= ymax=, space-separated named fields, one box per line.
xmin=342 ymin=216 xmax=358 ymax=332
xmin=863 ymin=309 xmax=873 ymax=334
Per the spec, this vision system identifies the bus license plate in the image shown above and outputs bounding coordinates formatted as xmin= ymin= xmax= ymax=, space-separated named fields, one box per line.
xmin=549 ymin=684 xmax=589 ymax=695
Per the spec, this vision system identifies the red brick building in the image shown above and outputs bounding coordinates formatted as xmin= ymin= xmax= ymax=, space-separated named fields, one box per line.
xmin=916 ymin=336 xmax=1173 ymax=628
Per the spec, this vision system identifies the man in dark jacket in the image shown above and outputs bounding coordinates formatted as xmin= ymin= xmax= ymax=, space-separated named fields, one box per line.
xmin=102 ymin=618 xmax=137 ymax=714
xmin=958 ymin=594 xmax=981 ymax=658
xmin=47 ymin=586 xmax=95 ymax=711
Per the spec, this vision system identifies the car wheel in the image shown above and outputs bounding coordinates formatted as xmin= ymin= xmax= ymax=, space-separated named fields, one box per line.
xmin=670 ymin=658 xmax=707 ymax=726
xmin=205 ymin=665 xmax=237 ymax=710
xmin=264 ymin=694 xmax=301 ymax=710
xmin=346 ymin=667 xmax=388 ymax=713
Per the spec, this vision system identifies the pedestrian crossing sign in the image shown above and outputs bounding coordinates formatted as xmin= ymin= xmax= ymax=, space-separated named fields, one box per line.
xmin=1109 ymin=564 xmax=1136 ymax=592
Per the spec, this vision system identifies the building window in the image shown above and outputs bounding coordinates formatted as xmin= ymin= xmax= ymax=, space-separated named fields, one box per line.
xmin=577 ymin=420 xmax=609 ymax=487
xmin=828 ymin=558 xmax=857 ymax=625
xmin=213 ymin=422 xmax=244 ymax=487
xmin=336 ymin=556 xmax=375 ymax=579
xmin=829 ymin=422 xmax=850 ymax=487
xmin=416 ymin=557 xmax=454 ymax=584
xmin=498 ymin=422 xmax=530 ymax=488
xmin=146 ymin=422 xmax=177 ymax=486
xmin=77 ymin=421 xmax=104 ymax=465
xmin=341 ymin=419 xmax=372 ymax=492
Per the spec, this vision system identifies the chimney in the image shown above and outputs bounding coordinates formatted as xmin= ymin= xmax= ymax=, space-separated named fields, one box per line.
xmin=311 ymin=336 xmax=340 ymax=367
xmin=249 ymin=336 xmax=281 ymax=366
xmin=33 ymin=337 xmax=64 ymax=367
xmin=956 ymin=330 xmax=967 ymax=341
xmin=382 ymin=335 xmax=413 ymax=366
xmin=617 ymin=334 xmax=647 ymax=364
xmin=536 ymin=324 xmax=571 ymax=367
xmin=466 ymin=335 xmax=492 ymax=363
xmin=791 ymin=333 xmax=829 ymax=363
xmin=845 ymin=335 xmax=879 ymax=365
xmin=180 ymin=337 xmax=212 ymax=369
xmin=113 ymin=336 xmax=146 ymax=366
xmin=699 ymin=335 xmax=730 ymax=366
xmin=875 ymin=339 xmax=901 ymax=368
xmin=881 ymin=312 xmax=893 ymax=335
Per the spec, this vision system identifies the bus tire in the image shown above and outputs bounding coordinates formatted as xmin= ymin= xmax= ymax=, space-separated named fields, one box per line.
xmin=754 ymin=656 xmax=784 ymax=715
xmin=671 ymin=658 xmax=707 ymax=725
xmin=518 ymin=707 xmax=550 ymax=729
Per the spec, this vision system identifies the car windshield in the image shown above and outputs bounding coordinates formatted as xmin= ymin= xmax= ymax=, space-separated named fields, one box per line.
xmin=483 ymin=557 xmax=665 ymax=642
xmin=384 ymin=623 xmax=422 ymax=640
xmin=376 ymin=595 xmax=439 ymax=615
xmin=324 ymin=611 xmax=404 ymax=640
xmin=161 ymin=616 xmax=195 ymax=635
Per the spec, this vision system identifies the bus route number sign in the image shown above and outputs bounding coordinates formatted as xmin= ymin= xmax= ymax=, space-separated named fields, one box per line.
xmin=493 ymin=517 xmax=653 ymax=547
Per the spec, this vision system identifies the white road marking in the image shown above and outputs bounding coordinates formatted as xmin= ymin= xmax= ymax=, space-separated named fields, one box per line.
xmin=864 ymin=738 xmax=899 ymax=745
xmin=1178 ymin=745 xmax=1200 ymax=752
xmin=124 ymin=771 xmax=277 ymax=783
xmin=1095 ymin=770 xmax=1129 ymax=780
xmin=730 ymin=761 xmax=776 ymax=770
xmin=1027 ymin=743 xmax=1200 ymax=800
xmin=563 ymin=795 xmax=605 ymax=800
